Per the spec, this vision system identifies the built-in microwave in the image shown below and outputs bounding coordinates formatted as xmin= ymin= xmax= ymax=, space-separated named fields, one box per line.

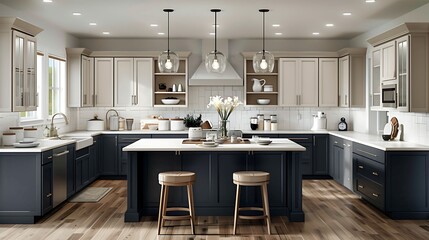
xmin=381 ymin=83 xmax=397 ymax=108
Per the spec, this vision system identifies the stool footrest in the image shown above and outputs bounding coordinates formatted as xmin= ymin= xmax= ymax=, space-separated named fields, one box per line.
xmin=238 ymin=207 xmax=264 ymax=212
xmin=239 ymin=215 xmax=267 ymax=220
xmin=163 ymin=215 xmax=191 ymax=221
xmin=166 ymin=207 xmax=190 ymax=212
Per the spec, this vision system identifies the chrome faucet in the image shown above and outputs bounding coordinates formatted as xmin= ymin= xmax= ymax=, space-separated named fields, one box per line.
xmin=49 ymin=112 xmax=69 ymax=137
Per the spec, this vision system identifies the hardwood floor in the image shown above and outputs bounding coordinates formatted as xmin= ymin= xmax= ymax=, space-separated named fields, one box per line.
xmin=1 ymin=179 xmax=429 ymax=240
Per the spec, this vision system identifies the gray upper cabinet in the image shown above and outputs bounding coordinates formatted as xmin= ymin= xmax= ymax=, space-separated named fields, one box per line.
xmin=368 ymin=23 xmax=429 ymax=112
xmin=114 ymin=58 xmax=153 ymax=107
xmin=319 ymin=58 xmax=339 ymax=107
xmin=94 ymin=58 xmax=114 ymax=107
xmin=338 ymin=49 xmax=366 ymax=108
xmin=66 ymin=48 xmax=94 ymax=107
xmin=0 ymin=18 xmax=42 ymax=112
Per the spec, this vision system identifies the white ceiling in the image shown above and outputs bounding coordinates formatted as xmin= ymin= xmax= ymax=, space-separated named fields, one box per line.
xmin=1 ymin=0 xmax=429 ymax=39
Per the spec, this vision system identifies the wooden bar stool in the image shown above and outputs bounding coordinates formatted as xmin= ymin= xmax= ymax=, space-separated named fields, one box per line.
xmin=157 ymin=171 xmax=196 ymax=235
xmin=233 ymin=171 xmax=271 ymax=235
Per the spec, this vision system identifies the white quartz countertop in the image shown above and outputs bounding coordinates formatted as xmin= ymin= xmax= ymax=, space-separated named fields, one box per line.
xmin=329 ymin=131 xmax=429 ymax=151
xmin=0 ymin=139 xmax=75 ymax=153
xmin=123 ymin=138 xmax=306 ymax=152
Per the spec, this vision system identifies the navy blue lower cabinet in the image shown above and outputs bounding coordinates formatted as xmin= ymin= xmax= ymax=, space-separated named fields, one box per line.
xmin=125 ymin=150 xmax=304 ymax=222
xmin=42 ymin=162 xmax=53 ymax=215
xmin=280 ymin=135 xmax=313 ymax=176
xmin=118 ymin=135 xmax=151 ymax=176
xmin=101 ymin=135 xmax=118 ymax=176
xmin=313 ymin=135 xmax=329 ymax=176
xmin=75 ymin=147 xmax=91 ymax=192
xmin=67 ymin=144 xmax=76 ymax=198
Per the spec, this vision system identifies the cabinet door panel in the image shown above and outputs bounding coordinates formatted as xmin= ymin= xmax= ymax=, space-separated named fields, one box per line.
xmin=134 ymin=58 xmax=153 ymax=107
xmin=313 ymin=135 xmax=329 ymax=175
xmin=42 ymin=163 xmax=53 ymax=215
xmin=114 ymin=58 xmax=134 ymax=107
xmin=279 ymin=58 xmax=299 ymax=106
xmin=25 ymin=37 xmax=37 ymax=110
xmin=381 ymin=41 xmax=396 ymax=81
xmin=13 ymin=31 xmax=26 ymax=111
xmin=339 ymin=56 xmax=350 ymax=107
xmin=81 ymin=56 xmax=94 ymax=107
xmin=299 ymin=58 xmax=319 ymax=106
xmin=217 ymin=152 xmax=248 ymax=206
xmin=319 ymin=58 xmax=338 ymax=107
xmin=101 ymin=135 xmax=118 ymax=175
xmin=94 ymin=58 xmax=113 ymax=107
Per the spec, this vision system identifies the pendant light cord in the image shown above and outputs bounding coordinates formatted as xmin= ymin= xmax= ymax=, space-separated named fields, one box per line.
xmin=167 ymin=11 xmax=170 ymax=57
xmin=214 ymin=11 xmax=217 ymax=54
xmin=262 ymin=11 xmax=265 ymax=56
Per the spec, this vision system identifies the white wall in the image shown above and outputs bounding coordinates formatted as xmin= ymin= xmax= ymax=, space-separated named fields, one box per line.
xmin=0 ymin=3 xmax=79 ymax=137
xmin=349 ymin=2 xmax=429 ymax=142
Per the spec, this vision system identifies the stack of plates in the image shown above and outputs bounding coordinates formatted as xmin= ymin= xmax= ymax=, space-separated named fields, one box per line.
xmin=13 ymin=138 xmax=39 ymax=148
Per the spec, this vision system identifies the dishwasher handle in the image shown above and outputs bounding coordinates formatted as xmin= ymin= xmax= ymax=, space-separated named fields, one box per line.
xmin=53 ymin=150 xmax=69 ymax=157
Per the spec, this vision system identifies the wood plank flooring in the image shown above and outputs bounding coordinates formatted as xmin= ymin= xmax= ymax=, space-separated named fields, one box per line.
xmin=1 ymin=179 xmax=429 ymax=240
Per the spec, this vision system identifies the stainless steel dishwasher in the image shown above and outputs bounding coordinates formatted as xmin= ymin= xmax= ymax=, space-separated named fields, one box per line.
xmin=52 ymin=146 xmax=69 ymax=207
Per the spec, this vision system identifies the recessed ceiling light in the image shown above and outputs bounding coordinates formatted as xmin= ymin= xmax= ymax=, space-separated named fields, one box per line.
xmin=272 ymin=24 xmax=280 ymax=27
xmin=312 ymin=32 xmax=320 ymax=35
xmin=343 ymin=12 xmax=352 ymax=16
xmin=365 ymin=0 xmax=376 ymax=3
xmin=326 ymin=23 xmax=334 ymax=27
xmin=43 ymin=0 xmax=53 ymax=3
xmin=209 ymin=32 xmax=215 ymax=35
xmin=102 ymin=32 xmax=110 ymax=35
xmin=275 ymin=33 xmax=282 ymax=35
xmin=72 ymin=12 xmax=81 ymax=16
xmin=150 ymin=24 xmax=158 ymax=27
xmin=89 ymin=23 xmax=97 ymax=26
xmin=158 ymin=32 xmax=165 ymax=35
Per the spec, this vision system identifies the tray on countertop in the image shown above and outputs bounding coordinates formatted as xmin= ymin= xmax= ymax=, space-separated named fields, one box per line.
xmin=182 ymin=139 xmax=250 ymax=144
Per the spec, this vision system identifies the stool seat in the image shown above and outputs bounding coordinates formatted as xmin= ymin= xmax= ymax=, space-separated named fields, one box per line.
xmin=159 ymin=171 xmax=196 ymax=184
xmin=233 ymin=171 xmax=269 ymax=184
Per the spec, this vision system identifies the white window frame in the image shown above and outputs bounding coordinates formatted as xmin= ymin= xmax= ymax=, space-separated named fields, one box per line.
xmin=47 ymin=55 xmax=67 ymax=121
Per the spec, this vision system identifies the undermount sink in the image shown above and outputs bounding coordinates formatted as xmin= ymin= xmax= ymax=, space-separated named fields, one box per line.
xmin=55 ymin=136 xmax=93 ymax=150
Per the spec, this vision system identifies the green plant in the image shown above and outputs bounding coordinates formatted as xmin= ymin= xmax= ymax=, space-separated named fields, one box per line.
xmin=183 ymin=114 xmax=202 ymax=128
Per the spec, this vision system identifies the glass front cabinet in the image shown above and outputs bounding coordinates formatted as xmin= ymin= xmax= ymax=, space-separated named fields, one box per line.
xmin=396 ymin=35 xmax=409 ymax=112
xmin=0 ymin=18 xmax=42 ymax=112
xmin=13 ymin=30 xmax=38 ymax=112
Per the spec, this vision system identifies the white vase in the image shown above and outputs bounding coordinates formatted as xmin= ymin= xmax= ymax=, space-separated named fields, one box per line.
xmin=188 ymin=127 xmax=203 ymax=140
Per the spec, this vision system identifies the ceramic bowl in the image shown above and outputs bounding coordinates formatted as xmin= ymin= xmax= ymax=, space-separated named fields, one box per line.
xmin=147 ymin=124 xmax=158 ymax=130
xmin=257 ymin=99 xmax=271 ymax=105
xmin=381 ymin=134 xmax=391 ymax=141
xmin=161 ymin=99 xmax=180 ymax=105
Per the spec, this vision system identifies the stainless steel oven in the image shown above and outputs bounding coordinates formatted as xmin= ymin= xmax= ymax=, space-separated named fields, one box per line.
xmin=381 ymin=83 xmax=397 ymax=108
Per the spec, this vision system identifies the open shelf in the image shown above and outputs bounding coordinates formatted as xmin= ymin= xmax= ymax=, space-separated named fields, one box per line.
xmin=246 ymin=73 xmax=278 ymax=76
xmin=153 ymin=59 xmax=188 ymax=107
xmin=154 ymin=73 xmax=186 ymax=76
xmin=244 ymin=58 xmax=279 ymax=106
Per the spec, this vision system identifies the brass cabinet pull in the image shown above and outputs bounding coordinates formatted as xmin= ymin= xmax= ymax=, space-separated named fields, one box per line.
xmin=372 ymin=172 xmax=379 ymax=176
xmin=372 ymin=193 xmax=379 ymax=197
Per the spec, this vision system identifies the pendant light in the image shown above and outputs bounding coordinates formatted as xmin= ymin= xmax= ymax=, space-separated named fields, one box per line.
xmin=158 ymin=9 xmax=179 ymax=73
xmin=205 ymin=9 xmax=226 ymax=73
xmin=253 ymin=9 xmax=274 ymax=73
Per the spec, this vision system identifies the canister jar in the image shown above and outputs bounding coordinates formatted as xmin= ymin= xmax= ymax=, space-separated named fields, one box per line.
xmin=2 ymin=132 xmax=16 ymax=146
xmin=24 ymin=128 xmax=38 ymax=139
xmin=9 ymin=127 xmax=24 ymax=142
xmin=264 ymin=119 xmax=271 ymax=131
xmin=158 ymin=118 xmax=170 ymax=131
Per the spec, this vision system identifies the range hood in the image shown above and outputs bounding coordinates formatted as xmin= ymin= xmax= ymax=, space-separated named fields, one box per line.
xmin=189 ymin=39 xmax=242 ymax=86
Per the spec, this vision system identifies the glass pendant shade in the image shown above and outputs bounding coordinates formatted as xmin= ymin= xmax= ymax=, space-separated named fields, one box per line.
xmin=205 ymin=51 xmax=226 ymax=73
xmin=158 ymin=9 xmax=179 ymax=73
xmin=205 ymin=9 xmax=226 ymax=73
xmin=158 ymin=51 xmax=179 ymax=73
xmin=253 ymin=9 xmax=274 ymax=73
xmin=253 ymin=50 xmax=274 ymax=73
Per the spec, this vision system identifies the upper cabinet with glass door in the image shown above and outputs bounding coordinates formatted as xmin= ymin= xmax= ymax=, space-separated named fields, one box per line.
xmin=368 ymin=23 xmax=429 ymax=112
xmin=0 ymin=18 xmax=42 ymax=112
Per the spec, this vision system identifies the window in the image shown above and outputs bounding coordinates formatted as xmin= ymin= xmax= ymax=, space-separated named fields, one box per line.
xmin=20 ymin=52 xmax=43 ymax=120
xmin=48 ymin=56 xmax=66 ymax=116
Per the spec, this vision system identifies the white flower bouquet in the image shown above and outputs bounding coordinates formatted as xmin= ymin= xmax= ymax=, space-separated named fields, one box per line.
xmin=207 ymin=96 xmax=242 ymax=138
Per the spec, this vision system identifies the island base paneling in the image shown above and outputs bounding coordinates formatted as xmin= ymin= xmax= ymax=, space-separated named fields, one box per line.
xmin=125 ymin=151 xmax=304 ymax=222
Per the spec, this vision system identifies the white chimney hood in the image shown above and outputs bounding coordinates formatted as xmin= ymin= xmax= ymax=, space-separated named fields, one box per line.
xmin=189 ymin=39 xmax=242 ymax=86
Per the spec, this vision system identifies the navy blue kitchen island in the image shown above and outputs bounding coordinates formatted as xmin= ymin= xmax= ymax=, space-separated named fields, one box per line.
xmin=122 ymin=138 xmax=306 ymax=222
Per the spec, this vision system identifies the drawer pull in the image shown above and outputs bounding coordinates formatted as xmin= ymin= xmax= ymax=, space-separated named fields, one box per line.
xmin=358 ymin=185 xmax=364 ymax=189
xmin=53 ymin=150 xmax=69 ymax=157
xmin=358 ymin=165 xmax=364 ymax=169
xmin=47 ymin=156 xmax=53 ymax=159
xmin=372 ymin=193 xmax=379 ymax=198
xmin=46 ymin=193 xmax=52 ymax=198
xmin=372 ymin=172 xmax=379 ymax=176
xmin=334 ymin=141 xmax=338 ymax=144
xmin=356 ymin=149 xmax=377 ymax=158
